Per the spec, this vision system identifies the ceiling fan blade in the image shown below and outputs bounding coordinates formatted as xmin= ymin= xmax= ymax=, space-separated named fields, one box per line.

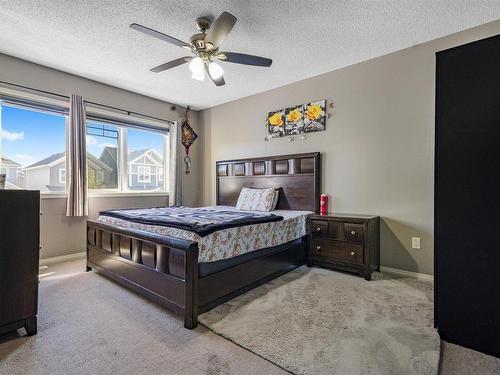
xmin=205 ymin=12 xmax=237 ymax=49
xmin=130 ymin=23 xmax=191 ymax=49
xmin=217 ymin=52 xmax=272 ymax=67
xmin=205 ymin=64 xmax=225 ymax=86
xmin=151 ymin=57 xmax=192 ymax=73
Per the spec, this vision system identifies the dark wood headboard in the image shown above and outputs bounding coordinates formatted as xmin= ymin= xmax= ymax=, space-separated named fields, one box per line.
xmin=216 ymin=152 xmax=321 ymax=212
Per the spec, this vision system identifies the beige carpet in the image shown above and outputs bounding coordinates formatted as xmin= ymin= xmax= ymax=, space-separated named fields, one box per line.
xmin=439 ymin=341 xmax=500 ymax=375
xmin=2 ymin=260 xmax=498 ymax=375
xmin=199 ymin=266 xmax=440 ymax=375
xmin=0 ymin=264 xmax=286 ymax=375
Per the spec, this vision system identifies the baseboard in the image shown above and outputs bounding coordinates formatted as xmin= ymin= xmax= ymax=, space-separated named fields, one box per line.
xmin=40 ymin=251 xmax=86 ymax=266
xmin=39 ymin=253 xmax=434 ymax=281
xmin=380 ymin=266 xmax=434 ymax=282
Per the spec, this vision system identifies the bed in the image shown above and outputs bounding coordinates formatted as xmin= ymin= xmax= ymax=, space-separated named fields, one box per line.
xmin=86 ymin=152 xmax=320 ymax=329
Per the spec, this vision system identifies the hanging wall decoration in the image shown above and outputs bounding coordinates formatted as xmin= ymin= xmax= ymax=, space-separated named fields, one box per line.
xmin=266 ymin=99 xmax=327 ymax=140
xmin=181 ymin=106 xmax=198 ymax=174
xmin=303 ymin=100 xmax=327 ymax=132
xmin=285 ymin=105 xmax=304 ymax=135
xmin=267 ymin=109 xmax=286 ymax=138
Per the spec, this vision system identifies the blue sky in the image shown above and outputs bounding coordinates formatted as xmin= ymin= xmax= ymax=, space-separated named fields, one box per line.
xmin=1 ymin=104 xmax=164 ymax=167
xmin=127 ymin=128 xmax=164 ymax=160
xmin=1 ymin=105 xmax=65 ymax=167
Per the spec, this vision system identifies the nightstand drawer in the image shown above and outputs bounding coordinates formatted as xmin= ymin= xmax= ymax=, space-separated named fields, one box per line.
xmin=312 ymin=238 xmax=364 ymax=264
xmin=328 ymin=221 xmax=344 ymax=240
xmin=344 ymin=223 xmax=364 ymax=242
xmin=311 ymin=220 xmax=329 ymax=237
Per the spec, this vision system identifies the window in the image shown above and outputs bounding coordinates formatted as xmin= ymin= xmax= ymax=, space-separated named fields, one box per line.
xmin=137 ymin=166 xmax=151 ymax=183
xmin=0 ymin=101 xmax=67 ymax=192
xmin=86 ymin=120 xmax=168 ymax=193
xmin=0 ymin=95 xmax=169 ymax=195
xmin=59 ymin=168 xmax=66 ymax=184
xmin=86 ymin=122 xmax=118 ymax=190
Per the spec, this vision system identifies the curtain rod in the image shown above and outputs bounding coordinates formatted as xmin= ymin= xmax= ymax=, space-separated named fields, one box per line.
xmin=0 ymin=79 xmax=178 ymax=124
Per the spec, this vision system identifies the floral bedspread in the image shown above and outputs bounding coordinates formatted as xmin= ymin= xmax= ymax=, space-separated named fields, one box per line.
xmin=97 ymin=207 xmax=311 ymax=263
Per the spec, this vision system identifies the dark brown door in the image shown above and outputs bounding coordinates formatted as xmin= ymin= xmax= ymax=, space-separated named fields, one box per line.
xmin=435 ymin=34 xmax=500 ymax=357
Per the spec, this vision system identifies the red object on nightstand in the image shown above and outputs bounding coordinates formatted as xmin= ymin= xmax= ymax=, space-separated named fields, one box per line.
xmin=320 ymin=194 xmax=328 ymax=215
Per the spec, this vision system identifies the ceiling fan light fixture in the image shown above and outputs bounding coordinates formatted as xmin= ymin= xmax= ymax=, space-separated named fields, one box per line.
xmin=189 ymin=56 xmax=204 ymax=74
xmin=208 ymin=61 xmax=224 ymax=79
xmin=131 ymin=11 xmax=272 ymax=87
xmin=191 ymin=69 xmax=205 ymax=81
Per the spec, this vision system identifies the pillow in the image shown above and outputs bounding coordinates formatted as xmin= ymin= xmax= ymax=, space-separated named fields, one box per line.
xmin=271 ymin=190 xmax=279 ymax=210
xmin=236 ymin=187 xmax=277 ymax=212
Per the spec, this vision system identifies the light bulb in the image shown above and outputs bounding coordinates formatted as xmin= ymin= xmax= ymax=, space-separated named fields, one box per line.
xmin=191 ymin=69 xmax=205 ymax=81
xmin=189 ymin=56 xmax=204 ymax=74
xmin=208 ymin=61 xmax=224 ymax=79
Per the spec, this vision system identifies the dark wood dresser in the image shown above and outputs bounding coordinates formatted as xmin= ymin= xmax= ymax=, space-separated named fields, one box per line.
xmin=308 ymin=213 xmax=380 ymax=280
xmin=0 ymin=190 xmax=40 ymax=336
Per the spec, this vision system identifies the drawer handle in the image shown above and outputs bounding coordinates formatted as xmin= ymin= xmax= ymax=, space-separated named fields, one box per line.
xmin=316 ymin=227 xmax=322 ymax=232
xmin=350 ymin=251 xmax=356 ymax=256
xmin=316 ymin=246 xmax=321 ymax=251
xmin=351 ymin=230 xmax=356 ymax=235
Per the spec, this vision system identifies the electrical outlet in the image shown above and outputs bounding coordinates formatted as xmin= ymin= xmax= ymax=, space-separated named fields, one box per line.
xmin=412 ymin=237 xmax=421 ymax=249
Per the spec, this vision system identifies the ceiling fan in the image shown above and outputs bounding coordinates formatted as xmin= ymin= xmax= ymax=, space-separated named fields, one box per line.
xmin=130 ymin=12 xmax=272 ymax=86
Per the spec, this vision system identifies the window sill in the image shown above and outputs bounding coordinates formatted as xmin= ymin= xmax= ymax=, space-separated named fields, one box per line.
xmin=40 ymin=193 xmax=68 ymax=199
xmin=41 ymin=192 xmax=169 ymax=199
xmin=89 ymin=191 xmax=169 ymax=199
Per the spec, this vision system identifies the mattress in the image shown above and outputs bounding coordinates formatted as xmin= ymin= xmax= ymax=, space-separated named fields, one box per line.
xmin=99 ymin=206 xmax=283 ymax=236
xmin=97 ymin=205 xmax=312 ymax=264
xmin=197 ymin=238 xmax=304 ymax=277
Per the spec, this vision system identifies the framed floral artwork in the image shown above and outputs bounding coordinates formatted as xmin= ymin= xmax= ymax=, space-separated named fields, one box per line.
xmin=285 ymin=106 xmax=304 ymax=135
xmin=303 ymin=100 xmax=326 ymax=132
xmin=267 ymin=109 xmax=286 ymax=137
xmin=266 ymin=99 xmax=326 ymax=139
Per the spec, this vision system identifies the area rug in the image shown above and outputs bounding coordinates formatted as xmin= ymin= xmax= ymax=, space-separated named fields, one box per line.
xmin=199 ymin=266 xmax=440 ymax=375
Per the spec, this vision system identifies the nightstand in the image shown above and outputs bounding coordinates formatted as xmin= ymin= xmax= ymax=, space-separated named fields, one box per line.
xmin=308 ymin=213 xmax=380 ymax=280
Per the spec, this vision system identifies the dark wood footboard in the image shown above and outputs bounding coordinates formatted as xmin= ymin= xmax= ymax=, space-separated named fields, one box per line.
xmin=87 ymin=221 xmax=307 ymax=329
xmin=86 ymin=221 xmax=199 ymax=329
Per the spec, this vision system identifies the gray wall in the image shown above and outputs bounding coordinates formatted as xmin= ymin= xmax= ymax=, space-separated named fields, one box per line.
xmin=201 ymin=21 xmax=500 ymax=275
xmin=40 ymin=195 xmax=169 ymax=259
xmin=0 ymin=53 xmax=203 ymax=259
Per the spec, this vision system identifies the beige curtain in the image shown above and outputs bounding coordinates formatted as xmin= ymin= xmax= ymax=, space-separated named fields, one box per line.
xmin=66 ymin=94 xmax=88 ymax=216
xmin=168 ymin=122 xmax=182 ymax=206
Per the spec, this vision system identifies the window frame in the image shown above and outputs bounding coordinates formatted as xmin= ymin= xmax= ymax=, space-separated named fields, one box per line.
xmin=85 ymin=119 xmax=169 ymax=196
xmin=0 ymin=90 xmax=171 ymax=198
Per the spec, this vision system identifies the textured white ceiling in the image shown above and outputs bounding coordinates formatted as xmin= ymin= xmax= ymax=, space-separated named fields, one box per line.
xmin=0 ymin=1 xmax=499 ymax=110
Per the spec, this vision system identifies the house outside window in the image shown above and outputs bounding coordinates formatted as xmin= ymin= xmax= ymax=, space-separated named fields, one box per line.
xmin=86 ymin=120 xmax=168 ymax=193
xmin=127 ymin=128 xmax=166 ymax=191
xmin=86 ymin=122 xmax=119 ymax=190
xmin=137 ymin=165 xmax=151 ymax=183
xmin=59 ymin=168 xmax=66 ymax=184
xmin=96 ymin=171 xmax=104 ymax=184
